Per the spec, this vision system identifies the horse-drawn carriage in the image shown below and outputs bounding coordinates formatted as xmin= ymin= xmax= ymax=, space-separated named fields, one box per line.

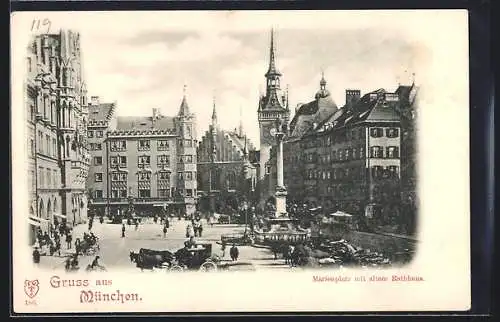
xmin=79 ymin=237 xmax=100 ymax=256
xmin=130 ymin=243 xmax=220 ymax=272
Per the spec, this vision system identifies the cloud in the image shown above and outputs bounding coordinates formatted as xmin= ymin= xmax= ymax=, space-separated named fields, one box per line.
xmin=62 ymin=12 xmax=430 ymax=150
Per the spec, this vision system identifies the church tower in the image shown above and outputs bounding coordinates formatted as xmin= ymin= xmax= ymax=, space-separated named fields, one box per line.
xmin=174 ymin=85 xmax=197 ymax=216
xmin=258 ymin=28 xmax=290 ymax=180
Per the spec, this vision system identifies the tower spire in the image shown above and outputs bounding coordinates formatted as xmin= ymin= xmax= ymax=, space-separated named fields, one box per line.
xmin=178 ymin=84 xmax=190 ymax=116
xmin=265 ymin=28 xmax=281 ymax=78
xmin=211 ymin=94 xmax=218 ymax=127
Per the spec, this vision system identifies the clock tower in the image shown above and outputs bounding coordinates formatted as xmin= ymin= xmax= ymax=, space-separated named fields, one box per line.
xmin=258 ymin=28 xmax=290 ymax=180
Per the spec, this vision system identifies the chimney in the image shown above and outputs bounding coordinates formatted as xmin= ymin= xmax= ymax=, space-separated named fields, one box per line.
xmin=345 ymin=89 xmax=361 ymax=107
xmin=90 ymin=96 xmax=99 ymax=106
xmin=152 ymin=108 xmax=160 ymax=119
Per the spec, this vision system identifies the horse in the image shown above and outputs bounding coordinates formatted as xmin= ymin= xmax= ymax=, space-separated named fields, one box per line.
xmin=139 ymin=248 xmax=175 ymax=263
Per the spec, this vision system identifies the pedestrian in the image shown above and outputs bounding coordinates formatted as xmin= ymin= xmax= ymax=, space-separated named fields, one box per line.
xmin=75 ymin=238 xmax=81 ymax=256
xmin=66 ymin=232 xmax=72 ymax=249
xmin=198 ymin=222 xmax=203 ymax=237
xmin=65 ymin=257 xmax=71 ymax=271
xmin=32 ymin=247 xmax=40 ymax=264
xmin=88 ymin=220 xmax=93 ymax=231
xmin=221 ymin=242 xmax=226 ymax=258
xmin=163 ymin=225 xmax=167 ymax=238
xmin=121 ymin=223 xmax=126 ymax=238
xmin=135 ymin=219 xmax=139 ymax=231
xmin=230 ymin=244 xmax=239 ymax=261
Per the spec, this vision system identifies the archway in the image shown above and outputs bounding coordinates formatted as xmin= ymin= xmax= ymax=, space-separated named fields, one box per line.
xmin=38 ymin=199 xmax=44 ymax=219
xmin=46 ymin=199 xmax=52 ymax=220
xmin=53 ymin=197 xmax=58 ymax=215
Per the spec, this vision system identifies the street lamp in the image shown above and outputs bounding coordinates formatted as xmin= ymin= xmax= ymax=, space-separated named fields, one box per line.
xmin=242 ymin=200 xmax=248 ymax=234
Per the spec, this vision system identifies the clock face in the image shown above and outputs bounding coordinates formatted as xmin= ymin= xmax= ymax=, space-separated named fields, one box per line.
xmin=261 ymin=123 xmax=275 ymax=145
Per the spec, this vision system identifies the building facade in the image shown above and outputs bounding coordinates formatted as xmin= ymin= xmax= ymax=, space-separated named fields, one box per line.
xmin=197 ymin=101 xmax=258 ymax=214
xmin=281 ymin=84 xmax=418 ymax=232
xmin=87 ymin=92 xmax=198 ymax=217
xmin=26 ymin=30 xmax=90 ymax=244
xmin=85 ymin=96 xmax=117 ymax=216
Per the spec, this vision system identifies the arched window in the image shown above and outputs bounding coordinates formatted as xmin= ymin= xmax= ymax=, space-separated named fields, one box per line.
xmin=39 ymin=199 xmax=44 ymax=219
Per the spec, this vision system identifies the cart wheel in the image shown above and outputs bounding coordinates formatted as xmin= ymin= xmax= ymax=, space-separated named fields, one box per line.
xmin=199 ymin=261 xmax=217 ymax=272
xmin=169 ymin=265 xmax=184 ymax=272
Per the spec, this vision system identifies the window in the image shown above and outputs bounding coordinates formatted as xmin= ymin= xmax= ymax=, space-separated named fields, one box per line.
xmin=138 ymin=172 xmax=151 ymax=181
xmin=158 ymin=189 xmax=170 ymax=198
xmin=370 ymin=128 xmax=384 ymax=138
xmin=371 ymin=166 xmax=384 ymax=179
xmin=185 ymin=172 xmax=193 ymax=181
xmin=110 ymin=140 xmax=126 ymax=151
xmin=120 ymin=156 xmax=127 ymax=165
xmin=157 ymin=155 xmax=170 ymax=166
xmin=110 ymin=156 xmax=118 ymax=165
xmin=158 ymin=140 xmax=170 ymax=151
xmin=87 ymin=130 xmax=94 ymax=138
xmin=387 ymin=166 xmax=399 ymax=178
xmin=359 ymin=147 xmax=365 ymax=158
xmin=345 ymin=149 xmax=351 ymax=160
xmin=96 ymin=130 xmax=103 ymax=138
xmin=111 ymin=172 xmax=127 ymax=181
xmin=39 ymin=167 xmax=44 ymax=187
xmin=52 ymin=138 xmax=57 ymax=157
xmin=338 ymin=150 xmax=343 ymax=161
xmin=184 ymin=140 xmax=192 ymax=147
xmin=138 ymin=140 xmax=150 ymax=151
xmin=111 ymin=190 xmax=118 ymax=198
xmin=185 ymin=155 xmax=193 ymax=163
xmin=139 ymin=189 xmax=151 ymax=198
xmin=30 ymin=139 xmax=34 ymax=156
xmin=95 ymin=190 xmax=103 ymax=198
xmin=96 ymin=143 xmax=102 ymax=151
xmin=46 ymin=169 xmax=51 ymax=188
xmin=138 ymin=156 xmax=150 ymax=166
xmin=331 ymin=150 xmax=337 ymax=161
xmin=120 ymin=190 xmax=127 ymax=198
xmin=387 ymin=146 xmax=400 ymax=158
xmin=178 ymin=172 xmax=183 ymax=180
xmin=158 ymin=171 xmax=170 ymax=180
xmin=352 ymin=148 xmax=357 ymax=160
xmin=94 ymin=157 xmax=103 ymax=165
xmin=386 ymin=128 xmax=399 ymax=138
xmin=95 ymin=173 xmax=103 ymax=182
xmin=46 ymin=135 xmax=50 ymax=156
xmin=370 ymin=146 xmax=383 ymax=158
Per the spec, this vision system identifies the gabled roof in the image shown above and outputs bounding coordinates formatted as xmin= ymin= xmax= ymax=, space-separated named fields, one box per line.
xmin=116 ymin=116 xmax=175 ymax=131
xmin=89 ymin=103 xmax=115 ymax=122
xmin=312 ymin=88 xmax=402 ymax=135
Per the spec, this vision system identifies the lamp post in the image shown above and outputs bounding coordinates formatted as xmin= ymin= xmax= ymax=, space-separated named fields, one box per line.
xmin=242 ymin=200 xmax=249 ymax=234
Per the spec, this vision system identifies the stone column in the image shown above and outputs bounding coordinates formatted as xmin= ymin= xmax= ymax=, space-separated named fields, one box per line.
xmin=274 ymin=132 xmax=287 ymax=217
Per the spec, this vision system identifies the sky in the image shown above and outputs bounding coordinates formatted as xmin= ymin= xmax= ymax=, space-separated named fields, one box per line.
xmin=15 ymin=10 xmax=454 ymax=149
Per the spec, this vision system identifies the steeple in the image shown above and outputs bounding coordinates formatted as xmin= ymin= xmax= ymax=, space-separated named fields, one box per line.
xmin=178 ymin=85 xmax=190 ymax=116
xmin=265 ymin=28 xmax=281 ymax=78
xmin=315 ymin=70 xmax=331 ymax=99
xmin=211 ymin=95 xmax=218 ymax=127
xmin=262 ymin=28 xmax=285 ymax=110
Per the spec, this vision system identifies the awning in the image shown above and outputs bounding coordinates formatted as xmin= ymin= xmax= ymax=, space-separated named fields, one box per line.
xmin=28 ymin=218 xmax=41 ymax=226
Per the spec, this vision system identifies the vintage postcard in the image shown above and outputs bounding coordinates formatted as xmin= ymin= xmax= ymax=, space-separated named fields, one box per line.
xmin=11 ymin=10 xmax=470 ymax=313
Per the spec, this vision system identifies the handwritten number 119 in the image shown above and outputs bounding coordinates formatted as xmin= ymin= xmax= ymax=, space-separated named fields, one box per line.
xmin=31 ymin=19 xmax=51 ymax=34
